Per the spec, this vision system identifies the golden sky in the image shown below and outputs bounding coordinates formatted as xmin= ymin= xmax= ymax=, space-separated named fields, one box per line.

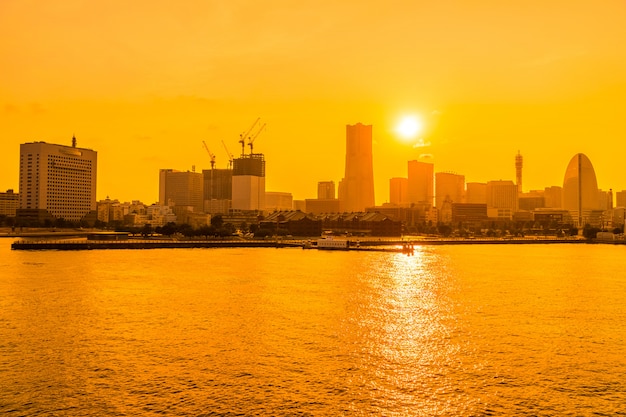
xmin=1 ymin=1 xmax=625 ymax=205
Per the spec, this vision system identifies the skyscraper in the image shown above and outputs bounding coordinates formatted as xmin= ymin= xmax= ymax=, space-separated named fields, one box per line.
xmin=18 ymin=139 xmax=97 ymax=223
xmin=435 ymin=172 xmax=465 ymax=208
xmin=317 ymin=181 xmax=336 ymax=200
xmin=232 ymin=153 xmax=266 ymax=211
xmin=338 ymin=123 xmax=375 ymax=212
xmin=389 ymin=177 xmax=408 ymax=206
xmin=407 ymin=160 xmax=434 ymax=206
xmin=159 ymin=169 xmax=204 ymax=213
xmin=562 ymin=153 xmax=600 ymax=226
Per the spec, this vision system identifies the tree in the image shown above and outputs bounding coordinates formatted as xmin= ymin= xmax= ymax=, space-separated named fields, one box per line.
xmin=211 ymin=215 xmax=224 ymax=229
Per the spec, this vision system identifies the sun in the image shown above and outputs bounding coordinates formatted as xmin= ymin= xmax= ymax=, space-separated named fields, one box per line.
xmin=395 ymin=115 xmax=423 ymax=140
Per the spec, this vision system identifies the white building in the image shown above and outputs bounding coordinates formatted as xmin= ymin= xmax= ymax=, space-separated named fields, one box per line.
xmin=19 ymin=139 xmax=97 ymax=222
xmin=232 ymin=154 xmax=266 ymax=211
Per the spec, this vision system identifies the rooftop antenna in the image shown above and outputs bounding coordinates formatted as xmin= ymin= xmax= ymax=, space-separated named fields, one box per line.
xmin=72 ymin=134 xmax=77 ymax=148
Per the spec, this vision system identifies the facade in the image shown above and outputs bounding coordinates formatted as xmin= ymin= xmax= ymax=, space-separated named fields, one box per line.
xmin=451 ymin=203 xmax=488 ymax=227
xmin=466 ymin=182 xmax=487 ymax=204
xmin=338 ymin=123 xmax=375 ymax=212
xmin=486 ymin=180 xmax=518 ymax=219
xmin=407 ymin=160 xmax=434 ymax=206
xmin=202 ymin=168 xmax=232 ymax=213
xmin=616 ymin=190 xmax=626 ymax=208
xmin=562 ymin=153 xmax=601 ymax=227
xmin=0 ymin=189 xmax=19 ymax=217
xmin=159 ymin=169 xmax=204 ymax=213
xmin=96 ymin=198 xmax=127 ymax=224
xmin=389 ymin=177 xmax=408 ymax=206
xmin=317 ymin=181 xmax=336 ymax=199
xmin=18 ymin=140 xmax=97 ymax=222
xmin=544 ymin=186 xmax=563 ymax=208
xmin=435 ymin=172 xmax=465 ymax=208
xmin=232 ymin=154 xmax=266 ymax=211
xmin=518 ymin=190 xmax=545 ymax=211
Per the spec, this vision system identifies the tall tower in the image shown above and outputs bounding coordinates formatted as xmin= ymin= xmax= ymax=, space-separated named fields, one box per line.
xmin=338 ymin=123 xmax=375 ymax=212
xmin=515 ymin=150 xmax=523 ymax=195
xmin=159 ymin=169 xmax=204 ymax=213
xmin=407 ymin=160 xmax=434 ymax=206
xmin=562 ymin=153 xmax=600 ymax=227
xmin=19 ymin=140 xmax=97 ymax=222
xmin=232 ymin=153 xmax=266 ymax=211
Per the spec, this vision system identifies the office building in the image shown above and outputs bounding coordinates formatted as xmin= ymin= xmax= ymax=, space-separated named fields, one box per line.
xmin=317 ymin=181 xmax=336 ymax=200
xmin=389 ymin=177 xmax=408 ymax=206
xmin=616 ymin=190 xmax=626 ymax=208
xmin=305 ymin=198 xmax=341 ymax=214
xmin=486 ymin=180 xmax=518 ymax=219
xmin=338 ymin=123 xmax=375 ymax=212
xmin=203 ymin=168 xmax=232 ymax=213
xmin=232 ymin=153 xmax=266 ymax=211
xmin=515 ymin=151 xmax=523 ymax=194
xmin=562 ymin=153 xmax=601 ymax=226
xmin=466 ymin=182 xmax=487 ymax=205
xmin=265 ymin=192 xmax=293 ymax=211
xmin=407 ymin=160 xmax=434 ymax=206
xmin=159 ymin=169 xmax=204 ymax=213
xmin=544 ymin=186 xmax=563 ymax=208
xmin=18 ymin=139 xmax=97 ymax=222
xmin=0 ymin=189 xmax=19 ymax=217
xmin=435 ymin=172 xmax=465 ymax=208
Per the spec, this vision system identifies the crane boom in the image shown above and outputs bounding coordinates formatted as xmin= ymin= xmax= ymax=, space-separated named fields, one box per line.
xmin=239 ymin=117 xmax=260 ymax=156
xmin=247 ymin=123 xmax=266 ymax=154
xmin=202 ymin=140 xmax=216 ymax=169
xmin=221 ymin=140 xmax=234 ymax=169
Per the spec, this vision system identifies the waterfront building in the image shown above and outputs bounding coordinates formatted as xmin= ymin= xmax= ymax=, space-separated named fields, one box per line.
xmin=368 ymin=202 xmax=437 ymax=230
xmin=518 ymin=190 xmax=545 ymax=211
xmin=96 ymin=197 xmax=126 ymax=224
xmin=159 ymin=169 xmax=204 ymax=214
xmin=265 ymin=192 xmax=293 ymax=211
xmin=451 ymin=203 xmax=488 ymax=228
xmin=259 ymin=210 xmax=322 ymax=237
xmin=466 ymin=182 xmax=487 ymax=205
xmin=232 ymin=154 xmax=266 ymax=211
xmin=598 ymin=189 xmax=613 ymax=211
xmin=317 ymin=181 xmax=336 ymax=200
xmin=389 ymin=177 xmax=409 ymax=206
xmin=407 ymin=160 xmax=434 ymax=206
xmin=338 ymin=123 xmax=375 ymax=212
xmin=486 ymin=180 xmax=518 ymax=220
xmin=203 ymin=168 xmax=232 ymax=214
xmin=0 ymin=189 xmax=19 ymax=217
xmin=18 ymin=139 xmax=97 ymax=223
xmin=562 ymin=153 xmax=601 ymax=227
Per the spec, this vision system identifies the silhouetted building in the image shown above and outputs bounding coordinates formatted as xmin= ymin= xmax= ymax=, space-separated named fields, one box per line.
xmin=159 ymin=169 xmax=204 ymax=213
xmin=616 ymin=190 xmax=626 ymax=208
xmin=203 ymin=168 xmax=232 ymax=213
xmin=544 ymin=186 xmax=563 ymax=208
xmin=320 ymin=212 xmax=401 ymax=237
xmin=435 ymin=172 xmax=465 ymax=223
xmin=232 ymin=154 xmax=266 ymax=211
xmin=562 ymin=153 xmax=601 ymax=227
xmin=407 ymin=160 xmax=434 ymax=206
xmin=0 ymin=189 xmax=19 ymax=217
xmin=305 ymin=199 xmax=341 ymax=214
xmin=18 ymin=139 xmax=97 ymax=223
xmin=518 ymin=191 xmax=545 ymax=211
xmin=338 ymin=123 xmax=375 ymax=212
xmin=451 ymin=203 xmax=488 ymax=228
xmin=389 ymin=177 xmax=408 ymax=206
xmin=317 ymin=181 xmax=336 ymax=199
xmin=259 ymin=210 xmax=322 ymax=236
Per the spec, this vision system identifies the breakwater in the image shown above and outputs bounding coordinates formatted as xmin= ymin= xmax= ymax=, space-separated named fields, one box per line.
xmin=10 ymin=237 xmax=596 ymax=251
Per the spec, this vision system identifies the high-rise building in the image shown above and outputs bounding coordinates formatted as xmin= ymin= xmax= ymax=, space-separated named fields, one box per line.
xmin=562 ymin=153 xmax=601 ymax=226
xmin=407 ymin=160 xmax=434 ymax=206
xmin=203 ymin=168 xmax=232 ymax=214
xmin=486 ymin=180 xmax=518 ymax=219
xmin=466 ymin=182 xmax=487 ymax=204
xmin=338 ymin=123 xmax=375 ymax=212
xmin=389 ymin=177 xmax=408 ymax=206
xmin=515 ymin=151 xmax=523 ymax=194
xmin=232 ymin=154 xmax=266 ymax=211
xmin=616 ymin=190 xmax=626 ymax=208
xmin=265 ymin=192 xmax=293 ymax=211
xmin=317 ymin=181 xmax=336 ymax=200
xmin=18 ymin=139 xmax=97 ymax=222
xmin=159 ymin=169 xmax=204 ymax=213
xmin=544 ymin=186 xmax=563 ymax=208
xmin=435 ymin=172 xmax=465 ymax=208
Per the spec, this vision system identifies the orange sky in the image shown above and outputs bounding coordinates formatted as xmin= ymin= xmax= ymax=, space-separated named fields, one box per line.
xmin=2 ymin=1 xmax=625 ymax=205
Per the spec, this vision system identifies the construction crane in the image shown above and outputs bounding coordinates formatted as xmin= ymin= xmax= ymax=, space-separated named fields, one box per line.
xmin=239 ymin=117 xmax=260 ymax=156
xmin=221 ymin=140 xmax=234 ymax=169
xmin=202 ymin=140 xmax=216 ymax=169
xmin=247 ymin=123 xmax=266 ymax=154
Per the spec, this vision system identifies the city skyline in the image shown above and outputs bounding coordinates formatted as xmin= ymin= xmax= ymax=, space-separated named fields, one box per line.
xmin=2 ymin=2 xmax=626 ymax=204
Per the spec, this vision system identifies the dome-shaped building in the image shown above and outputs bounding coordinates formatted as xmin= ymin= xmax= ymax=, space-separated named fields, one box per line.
xmin=562 ymin=153 xmax=601 ymax=226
